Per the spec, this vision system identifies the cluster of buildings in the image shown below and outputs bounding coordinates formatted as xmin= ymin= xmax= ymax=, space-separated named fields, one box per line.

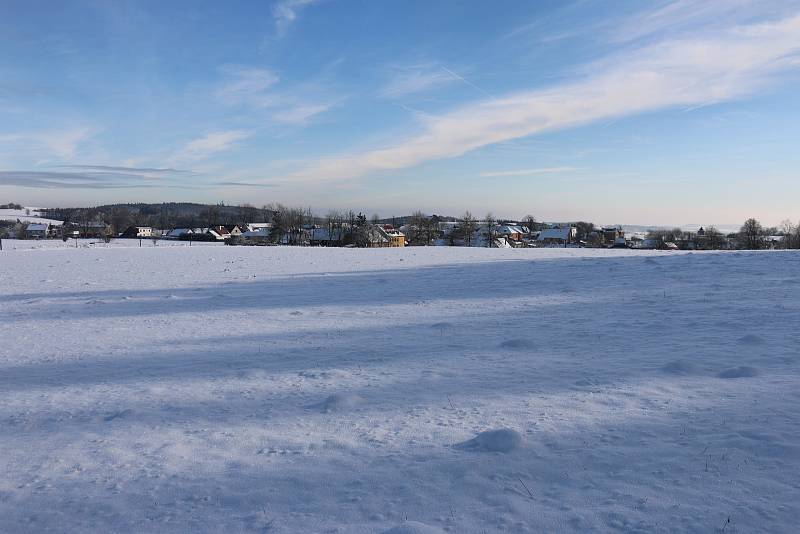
xmin=0 ymin=218 xmax=617 ymax=249
xmin=2 ymin=208 xmax=785 ymax=250
xmin=118 ymin=223 xmax=408 ymax=247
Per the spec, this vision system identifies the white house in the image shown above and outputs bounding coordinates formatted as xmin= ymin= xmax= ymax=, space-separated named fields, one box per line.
xmin=121 ymin=226 xmax=153 ymax=238
xmin=25 ymin=223 xmax=49 ymax=239
xmin=537 ymin=227 xmax=577 ymax=246
xmin=247 ymin=222 xmax=272 ymax=232
xmin=166 ymin=228 xmax=193 ymax=239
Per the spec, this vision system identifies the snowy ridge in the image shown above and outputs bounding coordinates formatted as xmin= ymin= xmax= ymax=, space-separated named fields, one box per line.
xmin=0 ymin=207 xmax=63 ymax=226
xmin=1 ymin=246 xmax=799 ymax=532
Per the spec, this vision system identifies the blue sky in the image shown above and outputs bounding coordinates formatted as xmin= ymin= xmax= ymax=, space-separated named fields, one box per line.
xmin=1 ymin=0 xmax=800 ymax=225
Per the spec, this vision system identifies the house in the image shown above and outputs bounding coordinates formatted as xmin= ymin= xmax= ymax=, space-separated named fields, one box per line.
xmin=537 ymin=226 xmax=577 ymax=246
xmin=166 ymin=228 xmax=193 ymax=239
xmin=241 ymin=228 xmax=271 ymax=245
xmin=25 ymin=223 xmax=49 ymax=239
xmin=224 ymin=225 xmax=243 ymax=237
xmin=470 ymin=226 xmax=512 ymax=248
xmin=77 ymin=221 xmax=111 ymax=238
xmin=380 ymin=225 xmax=405 ymax=247
xmin=496 ymin=225 xmax=526 ymax=242
xmin=309 ymin=228 xmax=343 ymax=247
xmin=602 ymin=226 xmax=624 ymax=244
xmin=365 ymin=226 xmax=390 ymax=247
xmin=121 ymin=226 xmax=153 ymax=238
xmin=210 ymin=226 xmax=231 ymax=240
xmin=246 ymin=222 xmax=272 ymax=232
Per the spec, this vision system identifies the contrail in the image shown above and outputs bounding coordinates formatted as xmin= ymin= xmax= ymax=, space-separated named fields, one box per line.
xmin=440 ymin=66 xmax=497 ymax=101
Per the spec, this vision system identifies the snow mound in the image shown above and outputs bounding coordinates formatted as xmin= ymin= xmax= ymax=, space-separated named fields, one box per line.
xmin=311 ymin=393 xmax=362 ymax=413
xmin=382 ymin=521 xmax=446 ymax=534
xmin=661 ymin=360 xmax=698 ymax=375
xmin=737 ymin=334 xmax=766 ymax=345
xmin=718 ymin=366 xmax=759 ymax=379
xmin=499 ymin=338 xmax=535 ymax=350
xmin=456 ymin=428 xmax=523 ymax=453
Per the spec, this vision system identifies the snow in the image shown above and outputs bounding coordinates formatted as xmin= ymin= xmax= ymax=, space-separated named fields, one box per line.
xmin=0 ymin=207 xmax=63 ymax=226
xmin=1 ymin=245 xmax=799 ymax=532
xmin=455 ymin=428 xmax=523 ymax=453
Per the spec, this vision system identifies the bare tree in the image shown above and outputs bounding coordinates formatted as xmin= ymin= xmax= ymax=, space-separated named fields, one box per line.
xmin=460 ymin=211 xmax=477 ymax=247
xmin=325 ymin=209 xmax=345 ymax=246
xmin=705 ymin=226 xmax=724 ymax=250
xmin=794 ymin=220 xmax=800 ymax=250
xmin=779 ymin=219 xmax=797 ymax=249
xmin=739 ymin=218 xmax=764 ymax=250
xmin=484 ymin=212 xmax=496 ymax=248
xmin=408 ymin=211 xmax=427 ymax=245
xmin=522 ymin=214 xmax=537 ymax=233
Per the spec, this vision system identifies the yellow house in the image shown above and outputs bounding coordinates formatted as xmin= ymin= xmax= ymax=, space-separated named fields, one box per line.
xmin=381 ymin=226 xmax=405 ymax=247
xmin=368 ymin=225 xmax=406 ymax=247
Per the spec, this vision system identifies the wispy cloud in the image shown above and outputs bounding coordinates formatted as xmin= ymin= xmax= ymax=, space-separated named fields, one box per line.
xmin=213 ymin=181 xmax=276 ymax=188
xmin=174 ymin=130 xmax=251 ymax=161
xmin=57 ymin=164 xmax=194 ymax=174
xmin=0 ymin=170 xmax=157 ymax=189
xmin=215 ymin=65 xmax=337 ymax=125
xmin=480 ymin=167 xmax=578 ymax=177
xmin=272 ymin=103 xmax=334 ymax=125
xmin=0 ymin=165 xmax=199 ymax=190
xmin=0 ymin=127 xmax=96 ymax=160
xmin=272 ymin=0 xmax=319 ymax=37
xmin=216 ymin=67 xmax=279 ymax=106
xmin=610 ymin=0 xmax=792 ymax=43
xmin=281 ymin=12 xmax=800 ymax=185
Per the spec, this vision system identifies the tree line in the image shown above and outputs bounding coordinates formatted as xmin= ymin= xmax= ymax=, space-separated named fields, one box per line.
xmin=5 ymin=200 xmax=800 ymax=250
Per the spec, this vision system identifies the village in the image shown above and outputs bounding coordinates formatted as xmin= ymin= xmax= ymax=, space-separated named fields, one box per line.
xmin=0 ymin=203 xmax=794 ymax=251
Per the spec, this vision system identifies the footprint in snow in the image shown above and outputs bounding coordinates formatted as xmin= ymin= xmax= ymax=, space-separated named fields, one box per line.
xmin=661 ymin=360 xmax=699 ymax=375
xmin=718 ymin=366 xmax=759 ymax=379
xmin=455 ymin=428 xmax=523 ymax=453
xmin=308 ymin=393 xmax=362 ymax=413
xmin=103 ymin=409 xmax=133 ymax=421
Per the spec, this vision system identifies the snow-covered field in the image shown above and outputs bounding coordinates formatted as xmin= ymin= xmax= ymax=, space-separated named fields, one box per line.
xmin=1 ymin=244 xmax=799 ymax=533
xmin=0 ymin=207 xmax=63 ymax=226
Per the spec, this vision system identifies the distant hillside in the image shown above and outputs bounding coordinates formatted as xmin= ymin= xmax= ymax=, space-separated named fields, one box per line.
xmin=0 ymin=207 xmax=63 ymax=226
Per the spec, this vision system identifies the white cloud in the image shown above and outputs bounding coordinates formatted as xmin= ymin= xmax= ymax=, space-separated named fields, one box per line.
xmin=272 ymin=0 xmax=319 ymax=36
xmin=281 ymin=12 xmax=800 ymax=185
xmin=216 ymin=67 xmax=279 ymax=106
xmin=480 ymin=167 xmax=577 ymax=178
xmin=175 ymin=130 xmax=250 ymax=161
xmin=0 ymin=126 xmax=96 ymax=160
xmin=272 ymin=103 xmax=333 ymax=125
xmin=215 ymin=64 xmax=337 ymax=125
xmin=611 ymin=0 xmax=796 ymax=43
